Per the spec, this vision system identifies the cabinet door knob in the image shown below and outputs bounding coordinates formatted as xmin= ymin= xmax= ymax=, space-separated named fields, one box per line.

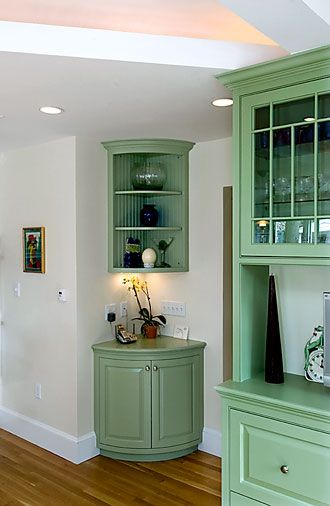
xmin=145 ymin=365 xmax=150 ymax=371
xmin=153 ymin=365 xmax=158 ymax=371
xmin=280 ymin=465 xmax=289 ymax=474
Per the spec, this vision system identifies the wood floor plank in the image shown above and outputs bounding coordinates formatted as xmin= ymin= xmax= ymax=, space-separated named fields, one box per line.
xmin=0 ymin=429 xmax=222 ymax=505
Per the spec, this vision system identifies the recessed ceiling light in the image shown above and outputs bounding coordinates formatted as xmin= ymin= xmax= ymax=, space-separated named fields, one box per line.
xmin=39 ymin=106 xmax=64 ymax=115
xmin=212 ymin=98 xmax=233 ymax=107
xmin=303 ymin=116 xmax=315 ymax=122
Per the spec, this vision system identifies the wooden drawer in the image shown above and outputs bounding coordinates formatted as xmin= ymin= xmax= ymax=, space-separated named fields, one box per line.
xmin=231 ymin=491 xmax=269 ymax=505
xmin=230 ymin=409 xmax=330 ymax=506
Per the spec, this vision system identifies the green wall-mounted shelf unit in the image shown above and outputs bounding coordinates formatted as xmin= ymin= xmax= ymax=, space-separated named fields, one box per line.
xmin=103 ymin=139 xmax=194 ymax=273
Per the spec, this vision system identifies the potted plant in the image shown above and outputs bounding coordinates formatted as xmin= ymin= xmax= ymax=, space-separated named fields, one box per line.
xmin=123 ymin=276 xmax=166 ymax=338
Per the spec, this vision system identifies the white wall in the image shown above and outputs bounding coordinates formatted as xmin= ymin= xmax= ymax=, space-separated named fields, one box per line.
xmin=272 ymin=265 xmax=330 ymax=375
xmin=0 ymin=137 xmax=78 ymax=435
xmin=0 ymin=135 xmax=232 ymax=458
xmin=75 ymin=137 xmax=123 ymax=437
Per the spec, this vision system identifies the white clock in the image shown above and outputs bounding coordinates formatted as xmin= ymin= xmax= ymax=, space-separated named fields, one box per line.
xmin=304 ymin=325 xmax=324 ymax=383
xmin=305 ymin=348 xmax=324 ymax=383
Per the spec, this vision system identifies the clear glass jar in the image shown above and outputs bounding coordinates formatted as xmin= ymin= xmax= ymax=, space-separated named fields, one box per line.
xmin=131 ymin=161 xmax=166 ymax=190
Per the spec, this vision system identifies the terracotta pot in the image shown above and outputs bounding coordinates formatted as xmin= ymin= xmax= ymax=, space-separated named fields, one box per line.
xmin=143 ymin=324 xmax=158 ymax=339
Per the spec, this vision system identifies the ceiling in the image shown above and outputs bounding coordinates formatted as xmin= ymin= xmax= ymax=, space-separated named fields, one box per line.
xmin=0 ymin=0 xmax=329 ymax=152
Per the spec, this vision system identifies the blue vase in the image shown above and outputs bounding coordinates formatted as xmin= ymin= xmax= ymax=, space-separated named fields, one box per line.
xmin=140 ymin=204 xmax=158 ymax=227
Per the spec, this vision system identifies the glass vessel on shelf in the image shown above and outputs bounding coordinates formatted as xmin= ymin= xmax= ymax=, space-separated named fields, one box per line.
xmin=131 ymin=161 xmax=166 ymax=190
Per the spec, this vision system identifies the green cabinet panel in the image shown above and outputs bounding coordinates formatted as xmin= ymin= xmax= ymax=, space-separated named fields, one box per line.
xmin=231 ymin=492 xmax=269 ymax=505
xmin=98 ymin=358 xmax=151 ymax=449
xmin=215 ymin=46 xmax=330 ymax=506
xmin=240 ymin=79 xmax=330 ymax=259
xmin=93 ymin=336 xmax=205 ymax=461
xmin=152 ymin=355 xmax=202 ymax=448
xmin=102 ymin=139 xmax=194 ymax=273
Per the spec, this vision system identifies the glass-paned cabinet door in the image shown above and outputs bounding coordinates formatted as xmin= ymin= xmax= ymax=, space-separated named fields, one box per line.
xmin=241 ymin=79 xmax=330 ymax=257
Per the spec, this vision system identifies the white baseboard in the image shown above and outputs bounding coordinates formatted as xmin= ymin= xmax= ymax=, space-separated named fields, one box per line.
xmin=198 ymin=427 xmax=222 ymax=457
xmin=0 ymin=407 xmax=220 ymax=462
xmin=0 ymin=406 xmax=99 ymax=464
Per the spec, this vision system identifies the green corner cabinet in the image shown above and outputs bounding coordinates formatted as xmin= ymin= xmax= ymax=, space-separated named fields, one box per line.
xmin=215 ymin=46 xmax=330 ymax=505
xmin=102 ymin=139 xmax=194 ymax=273
xmin=93 ymin=336 xmax=206 ymax=461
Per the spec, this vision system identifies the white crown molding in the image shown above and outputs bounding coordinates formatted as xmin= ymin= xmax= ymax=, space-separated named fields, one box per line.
xmin=0 ymin=405 xmax=99 ymax=464
xmin=0 ymin=21 xmax=287 ymax=70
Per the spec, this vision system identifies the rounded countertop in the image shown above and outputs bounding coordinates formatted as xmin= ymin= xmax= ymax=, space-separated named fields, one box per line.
xmin=92 ymin=335 xmax=206 ymax=355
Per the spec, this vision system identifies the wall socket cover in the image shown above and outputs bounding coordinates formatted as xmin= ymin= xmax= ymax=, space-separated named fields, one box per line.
xmin=105 ymin=303 xmax=116 ymax=321
xmin=173 ymin=325 xmax=189 ymax=339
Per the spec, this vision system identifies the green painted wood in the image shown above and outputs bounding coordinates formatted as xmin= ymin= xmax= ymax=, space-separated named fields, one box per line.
xmin=115 ymin=190 xmax=182 ymax=195
xmin=230 ymin=410 xmax=330 ymax=505
xmin=93 ymin=336 xmax=206 ymax=356
xmin=217 ymin=45 xmax=330 ymax=96
xmin=152 ymin=355 xmax=202 ymax=448
xmin=239 ymin=78 xmax=330 ymax=259
xmin=98 ymin=357 xmax=151 ymax=449
xmin=102 ymin=139 xmax=194 ymax=272
xmin=217 ymin=46 xmax=330 ymax=506
xmin=216 ymin=373 xmax=330 ymax=425
xmin=115 ymin=226 xmax=181 ymax=231
xmin=111 ymin=266 xmax=188 ymax=273
xmin=102 ymin=138 xmax=195 ymax=155
xmin=237 ymin=264 xmax=269 ymax=381
xmin=231 ymin=492 xmax=269 ymax=506
xmin=93 ymin=336 xmax=205 ymax=461
xmin=100 ymin=445 xmax=198 ymax=462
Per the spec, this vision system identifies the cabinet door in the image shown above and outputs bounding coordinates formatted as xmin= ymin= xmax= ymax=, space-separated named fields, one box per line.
xmin=98 ymin=357 xmax=151 ymax=448
xmin=240 ymin=79 xmax=330 ymax=258
xmin=151 ymin=355 xmax=202 ymax=448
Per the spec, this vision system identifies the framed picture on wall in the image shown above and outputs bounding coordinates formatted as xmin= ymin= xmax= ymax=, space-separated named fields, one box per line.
xmin=22 ymin=227 xmax=45 ymax=273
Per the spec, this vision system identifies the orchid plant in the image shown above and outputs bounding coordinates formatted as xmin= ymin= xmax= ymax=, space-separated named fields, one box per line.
xmin=122 ymin=276 xmax=166 ymax=332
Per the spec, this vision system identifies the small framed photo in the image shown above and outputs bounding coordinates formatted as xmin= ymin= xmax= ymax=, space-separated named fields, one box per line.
xmin=23 ymin=227 xmax=45 ymax=273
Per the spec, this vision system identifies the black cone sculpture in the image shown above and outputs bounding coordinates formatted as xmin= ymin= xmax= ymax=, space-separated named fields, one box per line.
xmin=265 ymin=274 xmax=284 ymax=384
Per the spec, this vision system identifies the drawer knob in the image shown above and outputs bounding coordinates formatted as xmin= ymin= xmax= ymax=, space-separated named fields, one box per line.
xmin=153 ymin=365 xmax=158 ymax=371
xmin=145 ymin=365 xmax=151 ymax=372
xmin=280 ymin=465 xmax=289 ymax=474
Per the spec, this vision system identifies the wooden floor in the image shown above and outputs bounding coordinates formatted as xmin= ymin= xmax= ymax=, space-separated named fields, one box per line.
xmin=0 ymin=429 xmax=221 ymax=505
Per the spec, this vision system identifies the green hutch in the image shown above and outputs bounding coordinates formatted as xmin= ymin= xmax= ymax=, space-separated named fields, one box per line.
xmin=215 ymin=46 xmax=330 ymax=505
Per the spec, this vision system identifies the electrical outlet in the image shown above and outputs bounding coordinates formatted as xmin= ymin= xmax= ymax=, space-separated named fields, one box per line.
xmin=161 ymin=301 xmax=186 ymax=317
xmin=34 ymin=383 xmax=42 ymax=400
xmin=105 ymin=303 xmax=116 ymax=321
xmin=120 ymin=301 xmax=128 ymax=317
